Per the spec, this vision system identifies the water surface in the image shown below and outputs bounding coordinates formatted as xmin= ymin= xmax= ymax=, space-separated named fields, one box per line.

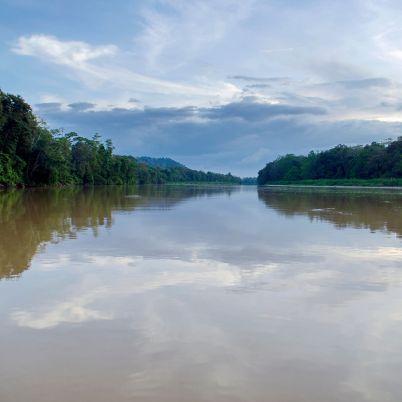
xmin=1 ymin=185 xmax=402 ymax=402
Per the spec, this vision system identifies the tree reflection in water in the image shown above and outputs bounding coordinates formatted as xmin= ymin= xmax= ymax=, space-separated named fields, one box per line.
xmin=0 ymin=185 xmax=238 ymax=280
xmin=258 ymin=187 xmax=402 ymax=236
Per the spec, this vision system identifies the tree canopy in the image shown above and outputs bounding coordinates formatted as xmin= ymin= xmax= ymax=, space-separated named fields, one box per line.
xmin=258 ymin=140 xmax=402 ymax=185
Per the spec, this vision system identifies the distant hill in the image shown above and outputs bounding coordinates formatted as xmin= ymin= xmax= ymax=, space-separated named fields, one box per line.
xmin=136 ymin=156 xmax=241 ymax=184
xmin=137 ymin=157 xmax=187 ymax=169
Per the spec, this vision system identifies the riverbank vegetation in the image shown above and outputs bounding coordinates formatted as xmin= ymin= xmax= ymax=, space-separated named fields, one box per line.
xmin=0 ymin=89 xmax=240 ymax=187
xmin=258 ymin=139 xmax=402 ymax=186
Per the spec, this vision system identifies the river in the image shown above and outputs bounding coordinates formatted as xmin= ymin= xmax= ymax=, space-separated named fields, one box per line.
xmin=1 ymin=185 xmax=402 ymax=401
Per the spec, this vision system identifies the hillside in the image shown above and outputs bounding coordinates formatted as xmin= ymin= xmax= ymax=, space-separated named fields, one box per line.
xmin=137 ymin=157 xmax=187 ymax=169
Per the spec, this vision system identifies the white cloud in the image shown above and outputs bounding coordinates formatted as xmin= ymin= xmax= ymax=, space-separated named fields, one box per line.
xmin=12 ymin=34 xmax=242 ymax=107
xmin=13 ymin=34 xmax=117 ymax=69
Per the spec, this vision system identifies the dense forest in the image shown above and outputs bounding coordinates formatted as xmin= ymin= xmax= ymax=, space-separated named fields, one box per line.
xmin=258 ymin=139 xmax=402 ymax=185
xmin=0 ymin=89 xmax=240 ymax=186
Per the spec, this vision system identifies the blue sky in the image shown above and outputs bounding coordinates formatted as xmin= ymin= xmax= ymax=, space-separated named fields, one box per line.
xmin=2 ymin=0 xmax=402 ymax=175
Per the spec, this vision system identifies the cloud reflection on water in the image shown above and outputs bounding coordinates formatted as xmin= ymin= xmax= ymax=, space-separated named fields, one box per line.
xmin=3 ymin=186 xmax=402 ymax=401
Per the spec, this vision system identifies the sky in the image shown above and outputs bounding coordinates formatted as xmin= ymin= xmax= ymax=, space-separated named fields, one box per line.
xmin=2 ymin=0 xmax=402 ymax=176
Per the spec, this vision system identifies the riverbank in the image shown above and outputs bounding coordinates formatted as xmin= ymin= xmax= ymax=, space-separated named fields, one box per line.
xmin=259 ymin=178 xmax=402 ymax=187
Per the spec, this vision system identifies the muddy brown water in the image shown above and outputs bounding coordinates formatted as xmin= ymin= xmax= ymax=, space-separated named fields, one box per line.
xmin=1 ymin=185 xmax=402 ymax=402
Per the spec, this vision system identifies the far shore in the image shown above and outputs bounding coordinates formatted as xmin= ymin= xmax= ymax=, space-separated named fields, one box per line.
xmin=260 ymin=183 xmax=402 ymax=191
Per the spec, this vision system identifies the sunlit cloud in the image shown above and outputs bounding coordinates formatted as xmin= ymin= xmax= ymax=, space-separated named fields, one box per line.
xmin=12 ymin=34 xmax=117 ymax=76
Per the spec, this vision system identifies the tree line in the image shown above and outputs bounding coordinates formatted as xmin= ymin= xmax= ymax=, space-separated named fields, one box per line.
xmin=258 ymin=139 xmax=402 ymax=185
xmin=0 ymin=89 xmax=240 ymax=186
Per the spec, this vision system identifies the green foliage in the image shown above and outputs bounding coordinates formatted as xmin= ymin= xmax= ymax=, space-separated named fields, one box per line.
xmin=0 ymin=89 xmax=241 ymax=187
xmin=258 ymin=139 xmax=402 ymax=185
xmin=0 ymin=153 xmax=22 ymax=185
